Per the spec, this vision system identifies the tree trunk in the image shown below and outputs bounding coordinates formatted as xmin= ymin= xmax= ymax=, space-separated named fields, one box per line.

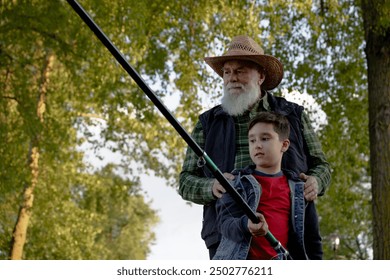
xmin=9 ymin=53 xmax=54 ymax=260
xmin=361 ymin=0 xmax=390 ymax=260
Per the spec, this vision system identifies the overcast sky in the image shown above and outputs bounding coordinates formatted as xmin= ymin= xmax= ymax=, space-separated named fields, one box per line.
xmin=141 ymin=175 xmax=209 ymax=260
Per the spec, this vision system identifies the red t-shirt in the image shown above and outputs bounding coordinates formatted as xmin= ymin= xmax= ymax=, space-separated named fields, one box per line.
xmin=247 ymin=171 xmax=291 ymax=260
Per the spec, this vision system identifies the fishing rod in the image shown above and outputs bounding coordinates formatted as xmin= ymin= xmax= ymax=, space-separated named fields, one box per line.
xmin=66 ymin=0 xmax=291 ymax=260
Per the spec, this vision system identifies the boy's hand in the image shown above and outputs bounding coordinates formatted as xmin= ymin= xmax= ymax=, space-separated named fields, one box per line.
xmin=212 ymin=173 xmax=234 ymax=198
xmin=248 ymin=212 xmax=268 ymax=237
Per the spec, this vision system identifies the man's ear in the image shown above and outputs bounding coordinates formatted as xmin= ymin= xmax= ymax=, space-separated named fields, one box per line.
xmin=257 ymin=72 xmax=266 ymax=85
xmin=281 ymin=139 xmax=290 ymax=152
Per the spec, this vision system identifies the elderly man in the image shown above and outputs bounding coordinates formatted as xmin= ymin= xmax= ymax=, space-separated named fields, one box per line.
xmin=179 ymin=35 xmax=331 ymax=259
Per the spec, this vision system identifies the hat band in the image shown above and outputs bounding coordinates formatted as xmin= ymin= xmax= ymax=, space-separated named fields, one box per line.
xmin=229 ymin=43 xmax=261 ymax=55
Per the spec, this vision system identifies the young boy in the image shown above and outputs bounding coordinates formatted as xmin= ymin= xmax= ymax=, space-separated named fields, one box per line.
xmin=213 ymin=111 xmax=323 ymax=260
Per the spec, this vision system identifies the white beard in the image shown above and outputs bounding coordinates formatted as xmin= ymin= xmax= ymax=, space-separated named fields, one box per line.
xmin=221 ymin=82 xmax=261 ymax=116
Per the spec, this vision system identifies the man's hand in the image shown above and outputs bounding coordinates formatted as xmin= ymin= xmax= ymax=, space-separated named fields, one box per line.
xmin=300 ymin=173 xmax=319 ymax=201
xmin=212 ymin=172 xmax=235 ymax=198
xmin=248 ymin=212 xmax=268 ymax=237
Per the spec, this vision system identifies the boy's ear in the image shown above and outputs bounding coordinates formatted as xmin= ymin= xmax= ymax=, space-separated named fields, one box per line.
xmin=281 ymin=139 xmax=290 ymax=152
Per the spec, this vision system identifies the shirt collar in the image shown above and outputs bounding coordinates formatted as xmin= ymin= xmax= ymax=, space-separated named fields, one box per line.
xmin=248 ymin=91 xmax=270 ymax=119
xmin=261 ymin=91 xmax=271 ymax=111
xmin=253 ymin=169 xmax=284 ymax=177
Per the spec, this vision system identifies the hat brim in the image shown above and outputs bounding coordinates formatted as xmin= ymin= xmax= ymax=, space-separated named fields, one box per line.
xmin=204 ymin=54 xmax=283 ymax=90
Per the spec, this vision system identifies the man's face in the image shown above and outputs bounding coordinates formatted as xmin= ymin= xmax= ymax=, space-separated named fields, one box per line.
xmin=221 ymin=60 xmax=265 ymax=116
xmin=222 ymin=60 xmax=264 ymax=95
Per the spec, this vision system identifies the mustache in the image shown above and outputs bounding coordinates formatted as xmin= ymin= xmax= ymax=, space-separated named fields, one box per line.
xmin=226 ymin=83 xmax=245 ymax=90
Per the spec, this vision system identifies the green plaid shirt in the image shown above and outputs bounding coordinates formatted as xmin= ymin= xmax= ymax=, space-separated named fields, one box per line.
xmin=179 ymin=94 xmax=331 ymax=205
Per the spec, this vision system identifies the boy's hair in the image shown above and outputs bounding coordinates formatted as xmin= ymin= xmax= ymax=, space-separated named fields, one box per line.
xmin=248 ymin=112 xmax=290 ymax=140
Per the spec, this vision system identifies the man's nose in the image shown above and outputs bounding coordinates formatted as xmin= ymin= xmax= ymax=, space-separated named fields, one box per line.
xmin=229 ymin=71 xmax=238 ymax=82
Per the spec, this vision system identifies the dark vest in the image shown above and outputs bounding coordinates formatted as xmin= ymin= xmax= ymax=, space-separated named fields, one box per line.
xmin=198 ymin=93 xmax=308 ymax=249
xmin=267 ymin=94 xmax=309 ymax=176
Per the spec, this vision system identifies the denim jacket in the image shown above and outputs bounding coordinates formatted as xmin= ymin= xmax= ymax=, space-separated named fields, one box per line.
xmin=213 ymin=165 xmax=322 ymax=260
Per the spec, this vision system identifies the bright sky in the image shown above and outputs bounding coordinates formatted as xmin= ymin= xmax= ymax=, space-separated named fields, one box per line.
xmin=141 ymin=175 xmax=208 ymax=260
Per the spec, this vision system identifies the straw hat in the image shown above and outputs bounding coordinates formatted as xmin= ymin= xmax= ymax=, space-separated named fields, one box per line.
xmin=204 ymin=35 xmax=283 ymax=90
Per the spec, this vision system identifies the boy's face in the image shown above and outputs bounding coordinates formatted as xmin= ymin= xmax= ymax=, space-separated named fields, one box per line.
xmin=248 ymin=122 xmax=290 ymax=173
